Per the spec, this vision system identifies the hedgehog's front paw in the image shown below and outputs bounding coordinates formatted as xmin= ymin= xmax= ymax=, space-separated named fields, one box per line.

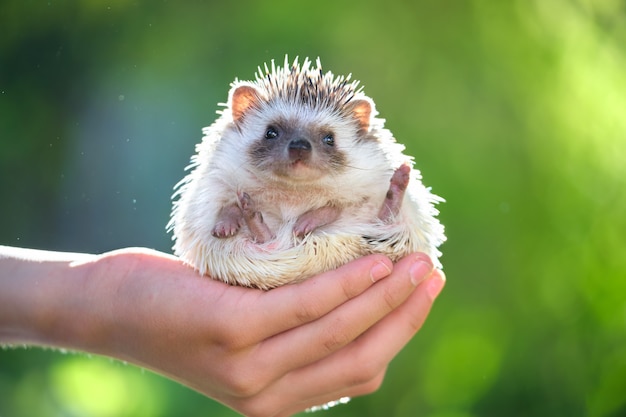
xmin=212 ymin=221 xmax=240 ymax=238
xmin=378 ymin=163 xmax=410 ymax=222
xmin=294 ymin=205 xmax=342 ymax=238
xmin=212 ymin=204 xmax=244 ymax=238
xmin=239 ymin=192 xmax=275 ymax=243
xmin=293 ymin=216 xmax=318 ymax=238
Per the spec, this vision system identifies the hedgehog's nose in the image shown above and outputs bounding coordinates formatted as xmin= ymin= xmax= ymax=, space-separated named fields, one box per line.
xmin=289 ymin=139 xmax=312 ymax=151
xmin=288 ymin=139 xmax=312 ymax=160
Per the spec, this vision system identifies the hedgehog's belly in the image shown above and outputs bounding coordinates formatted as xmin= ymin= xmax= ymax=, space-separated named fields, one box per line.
xmin=195 ymin=234 xmax=365 ymax=289
xmin=180 ymin=223 xmax=429 ymax=290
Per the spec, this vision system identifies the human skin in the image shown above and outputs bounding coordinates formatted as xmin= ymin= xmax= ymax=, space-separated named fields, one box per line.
xmin=0 ymin=246 xmax=445 ymax=417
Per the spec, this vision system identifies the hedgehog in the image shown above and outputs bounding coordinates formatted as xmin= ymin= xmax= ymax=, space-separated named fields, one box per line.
xmin=167 ymin=57 xmax=445 ymax=289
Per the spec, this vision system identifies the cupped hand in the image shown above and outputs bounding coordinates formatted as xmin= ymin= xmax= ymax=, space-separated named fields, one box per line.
xmin=71 ymin=249 xmax=445 ymax=417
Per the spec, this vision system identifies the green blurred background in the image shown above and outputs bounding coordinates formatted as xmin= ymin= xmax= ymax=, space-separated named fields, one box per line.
xmin=1 ymin=0 xmax=625 ymax=416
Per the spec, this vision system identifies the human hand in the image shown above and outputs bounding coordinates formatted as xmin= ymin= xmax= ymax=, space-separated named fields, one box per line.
xmin=0 ymin=247 xmax=445 ymax=417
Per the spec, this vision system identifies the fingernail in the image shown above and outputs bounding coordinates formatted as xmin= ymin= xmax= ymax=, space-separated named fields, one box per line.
xmin=427 ymin=270 xmax=446 ymax=300
xmin=370 ymin=261 xmax=392 ymax=282
xmin=409 ymin=258 xmax=433 ymax=286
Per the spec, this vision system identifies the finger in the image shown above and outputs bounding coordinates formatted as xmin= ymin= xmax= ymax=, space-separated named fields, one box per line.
xmin=275 ymin=370 xmax=387 ymax=417
xmin=235 ymin=367 xmax=386 ymax=417
xmin=236 ymin=253 xmax=395 ymax=341
xmin=255 ymin=253 xmax=434 ymax=381
xmin=258 ymin=269 xmax=445 ymax=415
xmin=340 ymin=269 xmax=446 ymax=370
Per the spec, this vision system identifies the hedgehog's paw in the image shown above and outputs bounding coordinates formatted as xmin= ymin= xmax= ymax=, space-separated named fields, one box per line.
xmin=239 ymin=192 xmax=275 ymax=243
xmin=378 ymin=163 xmax=410 ymax=222
xmin=294 ymin=205 xmax=342 ymax=238
xmin=212 ymin=204 xmax=244 ymax=238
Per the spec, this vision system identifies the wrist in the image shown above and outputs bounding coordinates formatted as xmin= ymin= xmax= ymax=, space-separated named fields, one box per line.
xmin=41 ymin=255 xmax=108 ymax=352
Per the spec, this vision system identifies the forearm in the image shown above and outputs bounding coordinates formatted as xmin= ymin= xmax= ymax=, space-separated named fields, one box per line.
xmin=0 ymin=246 xmax=99 ymax=348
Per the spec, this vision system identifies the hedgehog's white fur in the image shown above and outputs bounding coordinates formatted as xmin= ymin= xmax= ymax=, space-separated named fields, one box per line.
xmin=168 ymin=57 xmax=445 ymax=289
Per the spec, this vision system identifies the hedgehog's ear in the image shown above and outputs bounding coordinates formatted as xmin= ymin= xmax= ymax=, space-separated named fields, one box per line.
xmin=230 ymin=85 xmax=260 ymax=123
xmin=350 ymin=99 xmax=373 ymax=133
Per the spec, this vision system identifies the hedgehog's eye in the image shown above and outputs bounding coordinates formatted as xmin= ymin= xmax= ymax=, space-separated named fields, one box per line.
xmin=265 ymin=126 xmax=279 ymax=139
xmin=322 ymin=133 xmax=335 ymax=146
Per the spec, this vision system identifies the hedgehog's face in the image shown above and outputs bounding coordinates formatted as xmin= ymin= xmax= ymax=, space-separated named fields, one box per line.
xmin=246 ymin=115 xmax=347 ymax=181
xmin=229 ymin=84 xmax=374 ymax=183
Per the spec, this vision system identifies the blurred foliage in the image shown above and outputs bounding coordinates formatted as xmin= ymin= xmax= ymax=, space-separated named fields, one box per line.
xmin=1 ymin=0 xmax=625 ymax=416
